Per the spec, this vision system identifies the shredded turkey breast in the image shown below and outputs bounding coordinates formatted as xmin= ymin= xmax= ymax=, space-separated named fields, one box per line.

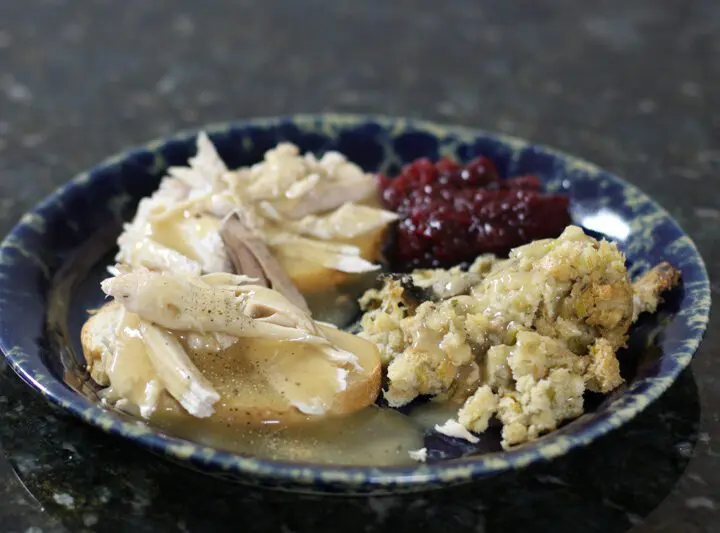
xmin=114 ymin=134 xmax=397 ymax=280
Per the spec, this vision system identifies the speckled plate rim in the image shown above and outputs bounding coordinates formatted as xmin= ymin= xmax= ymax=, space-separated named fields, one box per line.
xmin=0 ymin=114 xmax=711 ymax=493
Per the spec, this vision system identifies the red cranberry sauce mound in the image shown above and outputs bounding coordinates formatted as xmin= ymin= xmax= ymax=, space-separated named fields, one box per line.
xmin=378 ymin=156 xmax=571 ymax=270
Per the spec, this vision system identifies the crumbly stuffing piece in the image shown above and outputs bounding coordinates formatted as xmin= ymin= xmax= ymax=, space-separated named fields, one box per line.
xmin=472 ymin=225 xmax=634 ymax=353
xmin=506 ymin=331 xmax=588 ymax=382
xmin=381 ymin=295 xmax=486 ymax=406
xmin=358 ymin=255 xmax=498 ymax=366
xmin=497 ymin=368 xmax=585 ymax=447
xmin=632 ymin=261 xmax=681 ymax=321
xmin=584 ymin=337 xmax=623 ymax=393
xmin=457 ymin=385 xmax=498 ymax=433
xmin=359 ymin=225 xmax=680 ymax=448
xmin=385 ymin=345 xmax=461 ymax=407
xmin=358 ymin=278 xmax=414 ymax=365
xmin=489 ymin=332 xmax=590 ymax=445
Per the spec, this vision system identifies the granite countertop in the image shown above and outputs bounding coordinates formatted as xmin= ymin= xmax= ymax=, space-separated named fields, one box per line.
xmin=0 ymin=1 xmax=718 ymax=531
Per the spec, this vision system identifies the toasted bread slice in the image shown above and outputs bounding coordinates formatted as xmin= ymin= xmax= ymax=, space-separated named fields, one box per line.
xmin=81 ymin=303 xmax=381 ymax=427
xmin=317 ymin=325 xmax=383 ymax=415
xmin=278 ymin=225 xmax=387 ymax=294
xmin=149 ymin=205 xmax=389 ymax=296
xmin=81 ymin=301 xmax=121 ymax=387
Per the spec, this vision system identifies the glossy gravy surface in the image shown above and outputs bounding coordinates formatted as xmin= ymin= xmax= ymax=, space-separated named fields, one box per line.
xmin=152 ymin=404 xmax=424 ymax=466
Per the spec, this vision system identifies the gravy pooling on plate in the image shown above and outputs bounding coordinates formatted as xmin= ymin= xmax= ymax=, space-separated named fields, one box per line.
xmin=80 ymin=134 xmax=679 ymax=465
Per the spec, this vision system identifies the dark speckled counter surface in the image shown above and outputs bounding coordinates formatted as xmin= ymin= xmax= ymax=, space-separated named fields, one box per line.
xmin=0 ymin=1 xmax=718 ymax=531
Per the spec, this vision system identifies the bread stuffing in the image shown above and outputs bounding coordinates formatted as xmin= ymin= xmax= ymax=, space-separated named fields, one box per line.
xmin=359 ymin=225 xmax=680 ymax=449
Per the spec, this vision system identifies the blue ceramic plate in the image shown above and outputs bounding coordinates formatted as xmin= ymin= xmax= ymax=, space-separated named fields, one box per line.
xmin=0 ymin=115 xmax=711 ymax=494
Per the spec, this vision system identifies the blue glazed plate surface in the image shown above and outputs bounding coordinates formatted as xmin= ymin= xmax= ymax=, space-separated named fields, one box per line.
xmin=0 ymin=115 xmax=710 ymax=494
